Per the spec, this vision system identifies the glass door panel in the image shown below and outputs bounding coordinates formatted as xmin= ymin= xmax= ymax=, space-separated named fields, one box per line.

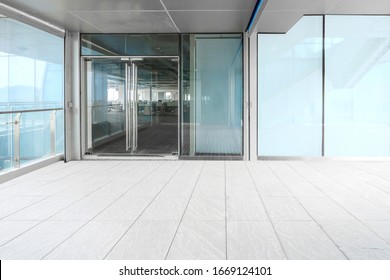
xmin=84 ymin=59 xmax=127 ymax=154
xmin=134 ymin=58 xmax=179 ymax=155
xmin=84 ymin=57 xmax=178 ymax=157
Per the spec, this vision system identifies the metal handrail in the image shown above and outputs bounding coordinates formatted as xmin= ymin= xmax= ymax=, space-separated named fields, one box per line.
xmin=0 ymin=107 xmax=63 ymax=115
xmin=0 ymin=107 xmax=62 ymax=169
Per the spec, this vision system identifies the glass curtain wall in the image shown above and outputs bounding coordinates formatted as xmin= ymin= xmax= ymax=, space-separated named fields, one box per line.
xmin=258 ymin=16 xmax=323 ymax=157
xmin=181 ymin=34 xmax=243 ymax=156
xmin=325 ymin=16 xmax=390 ymax=156
xmin=0 ymin=18 xmax=64 ymax=172
xmin=258 ymin=15 xmax=390 ymax=157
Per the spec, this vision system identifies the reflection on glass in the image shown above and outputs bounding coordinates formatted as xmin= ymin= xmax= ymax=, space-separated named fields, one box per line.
xmin=258 ymin=16 xmax=323 ymax=156
xmin=20 ymin=111 xmax=51 ymax=165
xmin=0 ymin=18 xmax=64 ymax=172
xmin=325 ymin=16 xmax=390 ymax=156
xmin=85 ymin=60 xmax=126 ymax=147
xmin=181 ymin=34 xmax=243 ymax=156
xmin=85 ymin=58 xmax=178 ymax=155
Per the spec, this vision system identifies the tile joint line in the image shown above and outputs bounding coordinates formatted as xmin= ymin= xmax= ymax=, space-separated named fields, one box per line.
xmin=160 ymin=0 xmax=180 ymax=33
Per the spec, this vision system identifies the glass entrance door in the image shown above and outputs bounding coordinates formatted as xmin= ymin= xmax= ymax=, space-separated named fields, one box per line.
xmin=83 ymin=57 xmax=179 ymax=157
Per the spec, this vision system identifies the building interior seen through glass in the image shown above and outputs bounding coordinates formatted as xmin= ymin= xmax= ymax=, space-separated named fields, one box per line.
xmin=181 ymin=34 xmax=243 ymax=157
xmin=84 ymin=58 xmax=179 ymax=156
xmin=82 ymin=33 xmax=243 ymax=158
xmin=0 ymin=18 xmax=64 ymax=173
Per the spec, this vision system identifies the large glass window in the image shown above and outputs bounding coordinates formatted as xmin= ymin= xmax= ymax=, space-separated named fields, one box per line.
xmin=181 ymin=34 xmax=243 ymax=156
xmin=0 ymin=18 xmax=64 ymax=173
xmin=258 ymin=15 xmax=390 ymax=157
xmin=258 ymin=16 xmax=323 ymax=157
xmin=324 ymin=16 xmax=390 ymax=156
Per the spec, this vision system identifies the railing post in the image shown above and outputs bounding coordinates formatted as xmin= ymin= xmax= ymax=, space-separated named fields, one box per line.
xmin=13 ymin=113 xmax=21 ymax=168
xmin=50 ymin=110 xmax=56 ymax=156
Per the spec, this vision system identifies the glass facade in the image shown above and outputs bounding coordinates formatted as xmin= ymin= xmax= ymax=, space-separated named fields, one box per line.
xmin=0 ymin=18 xmax=64 ymax=172
xmin=258 ymin=15 xmax=390 ymax=157
xmin=324 ymin=16 xmax=390 ymax=156
xmin=258 ymin=16 xmax=323 ymax=156
xmin=181 ymin=34 xmax=243 ymax=156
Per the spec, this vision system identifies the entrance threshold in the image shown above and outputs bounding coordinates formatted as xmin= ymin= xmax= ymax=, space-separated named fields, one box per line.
xmin=83 ymin=155 xmax=178 ymax=161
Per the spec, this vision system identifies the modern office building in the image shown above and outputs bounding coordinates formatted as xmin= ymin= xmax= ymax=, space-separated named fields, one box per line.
xmin=0 ymin=0 xmax=390 ymax=260
xmin=1 ymin=0 xmax=389 ymax=173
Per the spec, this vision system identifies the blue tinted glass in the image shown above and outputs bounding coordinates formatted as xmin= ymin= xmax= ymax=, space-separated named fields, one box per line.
xmin=258 ymin=16 xmax=323 ymax=156
xmin=0 ymin=18 xmax=64 ymax=172
xmin=181 ymin=34 xmax=243 ymax=156
xmin=325 ymin=16 xmax=390 ymax=156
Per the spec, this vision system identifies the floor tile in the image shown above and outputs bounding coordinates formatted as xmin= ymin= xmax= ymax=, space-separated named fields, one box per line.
xmin=167 ymin=221 xmax=226 ymax=260
xmin=44 ymin=221 xmax=133 ymax=259
xmin=0 ymin=221 xmax=40 ymax=246
xmin=0 ymin=221 xmax=84 ymax=259
xmin=106 ymin=221 xmax=178 ymax=260
xmin=5 ymin=196 xmax=80 ymax=221
xmin=363 ymin=221 xmax=390 ymax=244
xmin=183 ymin=196 xmax=225 ymax=221
xmin=2 ymin=160 xmax=390 ymax=260
xmin=296 ymin=196 xmax=355 ymax=221
xmin=283 ymin=180 xmax=325 ymax=197
xmin=192 ymin=162 xmax=225 ymax=197
xmin=226 ymin=196 xmax=268 ymax=221
xmin=254 ymin=182 xmax=293 ymax=197
xmin=320 ymin=221 xmax=390 ymax=260
xmin=227 ymin=221 xmax=286 ymax=259
xmin=274 ymin=221 xmax=346 ymax=260
xmin=226 ymin=162 xmax=258 ymax=198
xmin=331 ymin=196 xmax=390 ymax=221
xmin=262 ymin=197 xmax=312 ymax=221
xmin=0 ymin=196 xmax=46 ymax=219
xmin=139 ymin=196 xmax=188 ymax=221
xmin=49 ymin=196 xmax=118 ymax=221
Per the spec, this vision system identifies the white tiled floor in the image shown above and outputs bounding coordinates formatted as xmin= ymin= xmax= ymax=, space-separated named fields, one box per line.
xmin=1 ymin=160 xmax=390 ymax=260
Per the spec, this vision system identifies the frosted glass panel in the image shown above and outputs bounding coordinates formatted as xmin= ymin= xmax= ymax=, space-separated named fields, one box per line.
xmin=181 ymin=34 xmax=243 ymax=156
xmin=324 ymin=16 xmax=390 ymax=156
xmin=258 ymin=16 xmax=323 ymax=156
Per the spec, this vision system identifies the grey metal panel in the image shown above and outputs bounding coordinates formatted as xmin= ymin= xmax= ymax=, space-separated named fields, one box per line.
xmin=248 ymin=32 xmax=258 ymax=161
xmin=0 ymin=0 xmax=164 ymax=12
xmin=61 ymin=12 xmax=103 ymax=33
xmin=257 ymin=11 xmax=304 ymax=33
xmin=307 ymin=0 xmax=342 ymax=14
xmin=70 ymin=11 xmax=177 ymax=33
xmin=328 ymin=0 xmax=390 ymax=14
xmin=265 ymin=0 xmax=316 ymax=11
xmin=64 ymin=32 xmax=81 ymax=161
xmin=162 ymin=0 xmax=255 ymax=11
xmin=171 ymin=11 xmax=251 ymax=32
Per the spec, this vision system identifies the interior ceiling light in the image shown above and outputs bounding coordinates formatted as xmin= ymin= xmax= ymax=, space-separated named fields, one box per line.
xmin=0 ymin=3 xmax=65 ymax=34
